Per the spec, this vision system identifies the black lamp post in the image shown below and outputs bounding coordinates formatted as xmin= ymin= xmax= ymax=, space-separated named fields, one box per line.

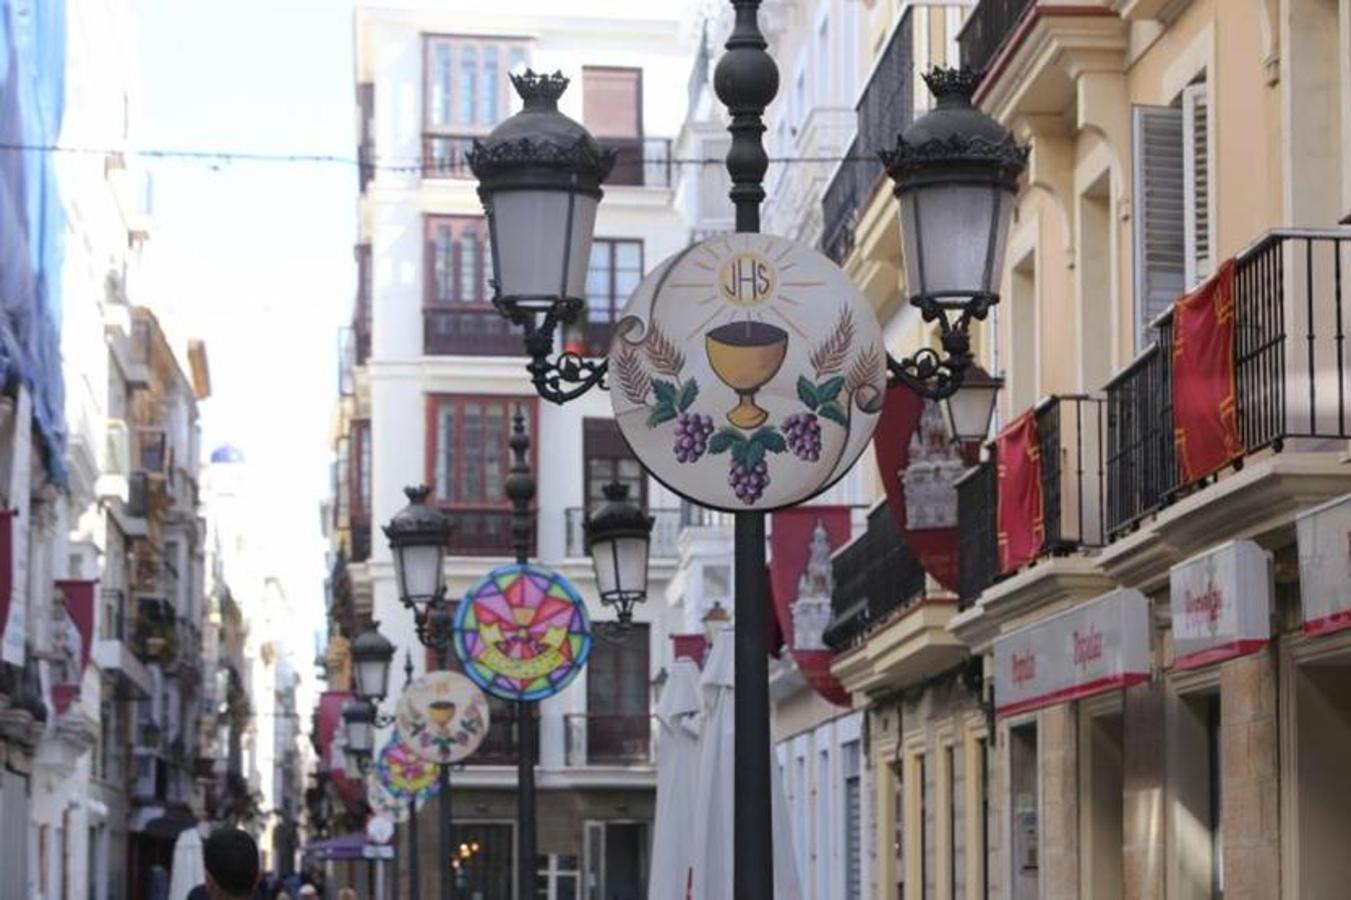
xmin=467 ymin=6 xmax=1024 ymax=898
xmin=584 ymin=482 xmax=654 ymax=630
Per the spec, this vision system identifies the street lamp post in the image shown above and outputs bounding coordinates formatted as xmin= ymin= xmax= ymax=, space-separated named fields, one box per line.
xmin=466 ymin=4 xmax=1024 ymax=896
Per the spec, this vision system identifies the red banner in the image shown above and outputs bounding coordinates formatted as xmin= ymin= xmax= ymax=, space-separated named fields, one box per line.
xmin=769 ymin=506 xmax=852 ymax=707
xmin=56 ymin=580 xmax=95 ymax=674
xmin=873 ymin=386 xmax=962 ymax=592
xmin=996 ymin=411 xmax=1044 ymax=573
xmin=317 ymin=690 xmax=364 ymax=809
xmin=1173 ymin=259 xmax=1242 ymax=484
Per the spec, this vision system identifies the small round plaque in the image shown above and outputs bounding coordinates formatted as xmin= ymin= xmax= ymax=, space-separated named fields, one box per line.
xmin=608 ymin=234 xmax=886 ymax=511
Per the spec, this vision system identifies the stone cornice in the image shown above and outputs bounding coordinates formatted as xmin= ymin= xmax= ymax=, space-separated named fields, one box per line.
xmin=947 ymin=555 xmax=1116 ymax=653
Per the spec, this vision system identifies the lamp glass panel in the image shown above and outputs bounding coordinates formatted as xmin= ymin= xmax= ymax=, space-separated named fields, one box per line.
xmin=900 ymin=182 xmax=1001 ymax=299
xmin=590 ymin=537 xmax=620 ymax=598
xmin=612 ymin=535 xmax=650 ymax=599
xmin=354 ymin=656 xmax=389 ymax=702
xmin=945 ymin=381 xmax=998 ymax=442
xmin=491 ymin=189 xmax=598 ymax=301
xmin=346 ymin=716 xmax=374 ymax=754
xmin=394 ymin=542 xmax=444 ymax=605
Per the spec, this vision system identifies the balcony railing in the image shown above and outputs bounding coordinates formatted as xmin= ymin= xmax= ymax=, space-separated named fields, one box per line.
xmin=438 ymin=507 xmax=535 ymax=557
xmin=1105 ymin=228 xmax=1351 ymax=538
xmin=564 ymin=507 xmax=681 ymax=559
xmin=421 ymin=134 xmax=476 ymax=179
xmin=956 ymin=395 xmax=1105 ymax=605
xmin=600 ymin=138 xmax=673 ymax=188
xmin=465 ymin=701 xmax=536 ymax=765
xmin=822 ymin=502 xmax=927 ymax=651
xmin=424 ymin=306 xmax=524 ymax=356
xmin=819 ymin=11 xmax=913 ymax=264
xmin=958 ymin=0 xmax=1037 ymax=77
xmin=564 ymin=713 xmax=654 ymax=766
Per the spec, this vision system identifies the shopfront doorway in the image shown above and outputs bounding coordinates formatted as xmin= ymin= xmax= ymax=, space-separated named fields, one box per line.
xmin=1290 ymin=653 xmax=1351 ymax=897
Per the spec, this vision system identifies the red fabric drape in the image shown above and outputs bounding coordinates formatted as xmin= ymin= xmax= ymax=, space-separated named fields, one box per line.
xmin=1173 ymin=259 xmax=1242 ymax=484
xmin=873 ymin=386 xmax=961 ymax=592
xmin=769 ymin=506 xmax=852 ymax=707
xmin=996 ymin=411 xmax=1044 ymax=573
xmin=56 ymin=579 xmax=95 ymax=673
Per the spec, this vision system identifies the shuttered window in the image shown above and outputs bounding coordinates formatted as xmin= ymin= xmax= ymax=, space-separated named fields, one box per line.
xmin=1182 ymin=81 xmax=1211 ymax=287
xmin=1131 ymin=105 xmax=1185 ymax=349
xmin=582 ymin=67 xmax=642 ymax=138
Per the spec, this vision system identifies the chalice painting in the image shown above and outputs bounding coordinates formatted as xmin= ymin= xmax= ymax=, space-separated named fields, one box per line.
xmin=452 ymin=563 xmax=593 ymax=703
xmin=609 ymin=233 xmax=887 ymax=511
xmin=394 ymin=670 xmax=491 ymax=766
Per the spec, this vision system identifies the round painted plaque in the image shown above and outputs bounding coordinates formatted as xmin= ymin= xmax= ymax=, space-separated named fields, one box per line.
xmin=452 ymin=563 xmax=592 ymax=702
xmin=373 ymin=733 xmax=440 ymax=803
xmin=393 ymin=670 xmax=491 ymax=765
xmin=365 ymin=772 xmax=410 ymax=821
xmin=608 ymin=234 xmax=887 ymax=512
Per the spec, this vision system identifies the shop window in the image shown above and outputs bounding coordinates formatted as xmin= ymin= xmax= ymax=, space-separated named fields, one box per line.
xmin=1294 ymin=661 xmax=1351 ymax=897
xmin=1009 ymin=721 xmax=1040 ymax=900
xmin=451 ymin=822 xmax=514 ymax=898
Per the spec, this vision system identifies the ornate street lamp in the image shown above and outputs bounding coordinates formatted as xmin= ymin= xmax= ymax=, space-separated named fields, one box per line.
xmin=943 ymin=363 xmax=1002 ymax=445
xmin=383 ymin=485 xmax=451 ymax=646
xmin=351 ymin=622 xmax=396 ymax=704
xmin=468 ymin=71 xmax=616 ymax=404
xmin=340 ymin=698 xmax=375 ymax=771
xmin=583 ymin=482 xmax=654 ymax=628
xmin=880 ymin=67 xmax=1027 ymax=398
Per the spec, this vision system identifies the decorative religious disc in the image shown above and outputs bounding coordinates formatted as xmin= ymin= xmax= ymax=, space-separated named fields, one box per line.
xmin=452 ymin=563 xmax=592 ymax=702
xmin=373 ymin=733 xmax=440 ymax=804
xmin=608 ymin=234 xmax=887 ymax=511
xmin=394 ymin=670 xmax=491 ymax=765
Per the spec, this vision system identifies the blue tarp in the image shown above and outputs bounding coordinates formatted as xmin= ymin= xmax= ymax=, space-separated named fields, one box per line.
xmin=0 ymin=0 xmax=67 ymax=485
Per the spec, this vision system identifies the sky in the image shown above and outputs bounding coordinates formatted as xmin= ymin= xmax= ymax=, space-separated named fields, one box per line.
xmin=132 ymin=0 xmax=357 ymax=665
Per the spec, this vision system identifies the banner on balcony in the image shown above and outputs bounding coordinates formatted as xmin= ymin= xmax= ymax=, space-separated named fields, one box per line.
xmin=50 ymin=579 xmax=95 ymax=714
xmin=993 ymin=588 xmax=1150 ymax=717
xmin=996 ymin=411 xmax=1044 ymax=573
xmin=1297 ymin=493 xmax=1351 ymax=635
xmin=1173 ymin=258 xmax=1243 ymax=484
xmin=873 ymin=386 xmax=964 ymax=592
xmin=1170 ymin=539 xmax=1270 ymax=670
xmin=316 ymin=690 xmax=365 ymax=809
xmin=769 ymin=506 xmax=852 ymax=707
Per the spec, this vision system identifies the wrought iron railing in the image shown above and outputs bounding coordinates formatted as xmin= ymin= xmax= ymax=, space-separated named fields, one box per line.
xmin=437 ymin=506 xmax=535 ymax=557
xmin=958 ymin=0 xmax=1036 ymax=77
xmin=1105 ymin=229 xmax=1351 ymax=538
xmin=956 ymin=461 xmax=997 ymax=609
xmin=820 ymin=12 xmax=913 ymax=264
xmin=465 ymin=700 xmax=535 ymax=765
xmin=822 ymin=502 xmax=926 ymax=650
xmin=564 ymin=507 xmax=681 ymax=559
xmin=564 ymin=713 xmax=655 ymax=766
xmin=423 ymin=307 xmax=524 ymax=356
xmin=421 ymin=134 xmax=477 ymax=179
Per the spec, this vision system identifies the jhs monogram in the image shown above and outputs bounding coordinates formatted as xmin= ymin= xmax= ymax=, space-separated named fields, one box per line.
xmin=1011 ymin=650 xmax=1036 ymax=686
xmin=1072 ymin=627 xmax=1103 ymax=668
xmin=719 ymin=254 xmax=775 ymax=306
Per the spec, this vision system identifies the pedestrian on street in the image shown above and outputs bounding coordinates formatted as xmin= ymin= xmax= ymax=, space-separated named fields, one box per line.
xmin=201 ymin=828 xmax=261 ymax=900
xmin=337 ymin=888 xmax=359 ymax=900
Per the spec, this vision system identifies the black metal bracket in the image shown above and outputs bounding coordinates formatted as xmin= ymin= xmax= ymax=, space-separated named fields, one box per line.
xmin=885 ymin=293 xmax=994 ymax=399
xmin=499 ymin=295 xmax=609 ymax=405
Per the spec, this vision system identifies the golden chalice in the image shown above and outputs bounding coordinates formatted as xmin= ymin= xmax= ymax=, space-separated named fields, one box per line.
xmin=427 ymin=699 xmax=457 ymax=728
xmin=706 ymin=321 xmax=789 ymax=429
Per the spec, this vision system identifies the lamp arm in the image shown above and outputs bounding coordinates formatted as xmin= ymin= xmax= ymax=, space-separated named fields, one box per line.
xmin=513 ymin=306 xmax=607 ymax=405
xmin=885 ymin=294 xmax=990 ymax=400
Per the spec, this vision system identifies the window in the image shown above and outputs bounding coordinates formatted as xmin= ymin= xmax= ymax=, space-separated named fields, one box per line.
xmin=424 ymin=216 xmax=520 ymax=355
xmin=843 ymin=741 xmax=863 ymax=900
xmin=423 ymin=36 xmax=529 ymax=176
xmin=453 ymin=822 xmax=515 ymax=898
xmin=425 ymin=395 xmax=537 ymax=554
xmin=583 ymin=68 xmax=644 ymax=185
xmin=583 ymin=418 xmax=644 ymax=509
xmin=948 ymin=744 xmax=966 ymax=900
xmin=584 ymin=239 xmax=643 ymax=348
xmin=350 ymin=420 xmax=371 ymax=519
xmin=537 ymin=853 xmax=580 ymax=900
xmin=815 ymin=19 xmax=830 ymax=106
xmin=335 ymin=435 xmax=350 ymax=525
xmin=1181 ymin=80 xmax=1211 ymax=286
xmin=585 ymin=622 xmax=650 ymax=764
xmin=1172 ymin=692 xmax=1222 ymax=899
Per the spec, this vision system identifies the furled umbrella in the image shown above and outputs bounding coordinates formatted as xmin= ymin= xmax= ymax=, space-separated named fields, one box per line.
xmin=648 ymin=658 xmax=702 ymax=900
xmin=688 ymin=628 xmax=802 ymax=899
xmin=167 ymin=825 xmax=205 ymax=900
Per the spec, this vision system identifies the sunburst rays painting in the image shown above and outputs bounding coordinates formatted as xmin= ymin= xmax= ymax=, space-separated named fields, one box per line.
xmin=609 ymin=234 xmax=886 ymax=512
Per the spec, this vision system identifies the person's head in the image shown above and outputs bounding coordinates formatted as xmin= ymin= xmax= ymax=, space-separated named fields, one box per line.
xmin=202 ymin=828 xmax=260 ymax=899
xmin=297 ymin=887 xmax=319 ymax=899
xmin=337 ymin=889 xmax=358 ymax=900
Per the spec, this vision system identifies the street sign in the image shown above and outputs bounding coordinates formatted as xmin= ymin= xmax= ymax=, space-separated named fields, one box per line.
xmin=362 ymin=844 xmax=396 ymax=860
xmin=394 ymin=670 xmax=492 ymax=765
xmin=609 ymin=234 xmax=886 ymax=512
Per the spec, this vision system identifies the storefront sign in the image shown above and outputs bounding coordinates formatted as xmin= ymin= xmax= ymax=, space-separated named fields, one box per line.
xmin=1169 ymin=539 xmax=1270 ymax=669
xmin=609 ymin=234 xmax=886 ymax=512
xmin=1297 ymin=493 xmax=1351 ymax=636
xmin=993 ymin=589 xmax=1150 ymax=717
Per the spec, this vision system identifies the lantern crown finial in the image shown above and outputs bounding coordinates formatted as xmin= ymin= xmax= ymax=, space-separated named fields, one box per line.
xmin=510 ymin=69 xmax=570 ymax=110
xmin=921 ymin=66 xmax=982 ymax=105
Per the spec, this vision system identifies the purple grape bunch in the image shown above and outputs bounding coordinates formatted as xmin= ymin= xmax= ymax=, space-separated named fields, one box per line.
xmin=672 ymin=412 xmax=715 ymax=463
xmin=728 ymin=459 xmax=770 ymax=504
xmin=782 ymin=412 xmax=823 ymax=461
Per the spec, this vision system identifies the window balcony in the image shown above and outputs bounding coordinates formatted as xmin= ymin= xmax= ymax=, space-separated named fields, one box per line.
xmin=822 ymin=502 xmax=927 ymax=652
xmin=957 ymin=0 xmax=1036 ymax=77
xmin=1104 ymin=228 xmax=1351 ymax=539
xmin=437 ymin=506 xmax=535 ymax=557
xmin=421 ymin=134 xmax=477 ymax=179
xmin=819 ymin=11 xmax=915 ymax=264
xmin=423 ymin=306 xmax=524 ymax=356
xmin=464 ymin=701 xmax=535 ymax=765
xmin=564 ymin=713 xmax=654 ymax=766
xmin=956 ymin=395 xmax=1106 ymax=607
xmin=599 ymin=137 xmax=673 ymax=189
xmin=564 ymin=507 xmax=681 ymax=560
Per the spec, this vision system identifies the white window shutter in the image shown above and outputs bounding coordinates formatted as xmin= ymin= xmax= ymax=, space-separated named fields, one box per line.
xmin=1182 ymin=82 xmax=1211 ymax=287
xmin=1131 ymin=104 xmax=1186 ymax=348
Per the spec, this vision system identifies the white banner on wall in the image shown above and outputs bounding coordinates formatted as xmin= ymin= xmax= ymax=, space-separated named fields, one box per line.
xmin=1169 ymin=539 xmax=1270 ymax=670
xmin=993 ymin=588 xmax=1151 ymax=717
xmin=1297 ymin=492 xmax=1351 ymax=636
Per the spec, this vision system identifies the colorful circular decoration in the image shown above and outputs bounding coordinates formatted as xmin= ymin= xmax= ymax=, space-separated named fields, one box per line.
xmin=373 ymin=733 xmax=440 ymax=804
xmin=365 ymin=772 xmax=409 ymax=822
xmin=452 ymin=563 xmax=593 ymax=702
xmin=608 ymin=234 xmax=887 ymax=512
xmin=394 ymin=670 xmax=491 ymax=765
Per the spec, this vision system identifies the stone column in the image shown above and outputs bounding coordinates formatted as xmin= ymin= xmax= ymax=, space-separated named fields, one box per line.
xmin=1122 ymin=682 xmax=1166 ymax=900
xmin=1220 ymin=650 xmax=1280 ymax=900
xmin=1040 ymin=704 xmax=1079 ymax=899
